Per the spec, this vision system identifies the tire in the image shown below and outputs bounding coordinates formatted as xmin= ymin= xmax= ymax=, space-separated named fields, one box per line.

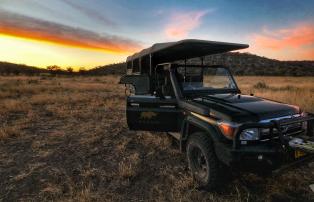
xmin=186 ymin=132 xmax=222 ymax=191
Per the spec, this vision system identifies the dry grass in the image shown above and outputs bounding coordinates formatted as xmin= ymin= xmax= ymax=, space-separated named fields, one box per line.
xmin=0 ymin=75 xmax=313 ymax=201
xmin=236 ymin=76 xmax=314 ymax=112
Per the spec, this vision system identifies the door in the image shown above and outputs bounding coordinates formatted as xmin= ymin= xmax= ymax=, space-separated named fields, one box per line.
xmin=126 ymin=96 xmax=183 ymax=132
xmin=120 ymin=68 xmax=183 ymax=132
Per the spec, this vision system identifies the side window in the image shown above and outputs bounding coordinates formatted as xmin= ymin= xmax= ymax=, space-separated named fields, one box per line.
xmin=155 ymin=68 xmax=175 ymax=98
xmin=132 ymin=59 xmax=140 ymax=73
xmin=119 ymin=75 xmax=150 ymax=95
xmin=163 ymin=72 xmax=175 ymax=97
xmin=176 ymin=66 xmax=203 ymax=90
xmin=126 ymin=61 xmax=132 ymax=75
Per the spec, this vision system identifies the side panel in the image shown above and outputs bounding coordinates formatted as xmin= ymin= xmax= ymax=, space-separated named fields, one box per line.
xmin=126 ymin=96 xmax=183 ymax=132
xmin=181 ymin=115 xmax=222 ymax=142
xmin=119 ymin=75 xmax=150 ymax=95
xmin=180 ymin=115 xmax=234 ymax=165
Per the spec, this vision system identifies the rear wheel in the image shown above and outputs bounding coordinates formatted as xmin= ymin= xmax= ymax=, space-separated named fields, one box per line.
xmin=186 ymin=132 xmax=222 ymax=190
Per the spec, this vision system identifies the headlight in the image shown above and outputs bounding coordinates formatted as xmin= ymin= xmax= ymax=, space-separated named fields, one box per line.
xmin=217 ymin=121 xmax=260 ymax=140
xmin=240 ymin=128 xmax=259 ymax=140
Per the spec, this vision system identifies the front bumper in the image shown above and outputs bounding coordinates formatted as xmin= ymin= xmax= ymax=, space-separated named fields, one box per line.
xmin=215 ymin=114 xmax=314 ymax=173
xmin=230 ymin=143 xmax=314 ymax=173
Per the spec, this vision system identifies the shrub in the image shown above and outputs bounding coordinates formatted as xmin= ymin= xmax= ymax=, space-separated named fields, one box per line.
xmin=253 ymin=81 xmax=269 ymax=89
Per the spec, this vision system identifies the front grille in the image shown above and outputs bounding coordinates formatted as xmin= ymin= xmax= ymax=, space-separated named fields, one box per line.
xmin=281 ymin=122 xmax=303 ymax=134
xmin=260 ymin=121 xmax=304 ymax=140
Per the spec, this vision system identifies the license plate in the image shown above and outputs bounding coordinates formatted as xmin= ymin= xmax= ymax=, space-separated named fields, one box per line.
xmin=294 ymin=150 xmax=306 ymax=159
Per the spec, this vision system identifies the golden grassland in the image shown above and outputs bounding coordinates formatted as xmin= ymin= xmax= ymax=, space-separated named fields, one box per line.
xmin=0 ymin=75 xmax=313 ymax=201
xmin=237 ymin=76 xmax=314 ymax=113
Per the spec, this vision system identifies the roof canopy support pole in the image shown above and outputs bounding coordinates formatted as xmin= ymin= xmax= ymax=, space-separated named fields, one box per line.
xmin=139 ymin=57 xmax=142 ymax=73
xmin=184 ymin=58 xmax=187 ymax=82
xmin=201 ymin=57 xmax=204 ymax=81
xmin=149 ymin=54 xmax=152 ymax=75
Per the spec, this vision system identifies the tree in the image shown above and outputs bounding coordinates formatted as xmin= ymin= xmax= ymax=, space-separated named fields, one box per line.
xmin=66 ymin=67 xmax=74 ymax=73
xmin=47 ymin=65 xmax=61 ymax=72
xmin=46 ymin=65 xmax=62 ymax=75
xmin=79 ymin=67 xmax=87 ymax=75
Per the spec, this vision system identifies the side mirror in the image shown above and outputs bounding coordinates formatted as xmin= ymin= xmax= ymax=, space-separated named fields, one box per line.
xmin=119 ymin=75 xmax=150 ymax=95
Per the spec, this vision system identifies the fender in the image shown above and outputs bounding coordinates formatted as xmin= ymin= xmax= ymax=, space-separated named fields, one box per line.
xmin=180 ymin=114 xmax=233 ymax=165
xmin=180 ymin=114 xmax=223 ymax=149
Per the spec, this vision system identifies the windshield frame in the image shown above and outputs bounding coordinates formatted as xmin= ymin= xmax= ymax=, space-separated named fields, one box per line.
xmin=174 ymin=64 xmax=240 ymax=96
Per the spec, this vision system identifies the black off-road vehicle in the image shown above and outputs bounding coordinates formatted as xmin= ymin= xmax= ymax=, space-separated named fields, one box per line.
xmin=120 ymin=39 xmax=314 ymax=190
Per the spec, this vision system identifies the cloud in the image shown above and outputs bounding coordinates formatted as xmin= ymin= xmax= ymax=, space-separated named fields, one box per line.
xmin=61 ymin=0 xmax=115 ymax=27
xmin=249 ymin=23 xmax=314 ymax=60
xmin=0 ymin=9 xmax=141 ymax=54
xmin=164 ymin=10 xmax=210 ymax=39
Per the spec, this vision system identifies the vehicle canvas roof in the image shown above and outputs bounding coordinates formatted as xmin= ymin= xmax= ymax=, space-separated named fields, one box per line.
xmin=126 ymin=39 xmax=249 ymax=64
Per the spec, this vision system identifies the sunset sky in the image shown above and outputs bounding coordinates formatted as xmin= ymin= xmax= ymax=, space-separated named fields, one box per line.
xmin=0 ymin=0 xmax=314 ymax=69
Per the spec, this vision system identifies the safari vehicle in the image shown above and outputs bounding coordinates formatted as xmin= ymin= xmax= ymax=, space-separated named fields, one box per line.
xmin=120 ymin=39 xmax=314 ymax=190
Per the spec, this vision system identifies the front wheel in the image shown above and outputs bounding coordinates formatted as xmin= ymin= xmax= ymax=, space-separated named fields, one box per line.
xmin=186 ymin=132 xmax=222 ymax=190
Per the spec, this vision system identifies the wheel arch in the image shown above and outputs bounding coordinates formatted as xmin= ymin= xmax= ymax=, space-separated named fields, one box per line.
xmin=180 ymin=115 xmax=221 ymax=152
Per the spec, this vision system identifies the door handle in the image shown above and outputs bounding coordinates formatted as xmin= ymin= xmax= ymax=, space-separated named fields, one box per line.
xmin=160 ymin=105 xmax=176 ymax=108
xmin=130 ymin=103 xmax=140 ymax=107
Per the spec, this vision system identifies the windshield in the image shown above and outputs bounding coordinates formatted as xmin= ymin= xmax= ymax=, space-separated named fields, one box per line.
xmin=176 ymin=66 xmax=237 ymax=94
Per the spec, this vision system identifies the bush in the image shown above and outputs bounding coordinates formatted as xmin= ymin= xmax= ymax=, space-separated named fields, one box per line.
xmin=253 ymin=81 xmax=269 ymax=89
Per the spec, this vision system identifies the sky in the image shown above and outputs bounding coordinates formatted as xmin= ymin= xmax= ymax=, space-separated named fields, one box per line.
xmin=0 ymin=0 xmax=314 ymax=70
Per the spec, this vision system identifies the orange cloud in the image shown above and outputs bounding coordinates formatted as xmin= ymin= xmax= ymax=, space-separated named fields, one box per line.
xmin=0 ymin=10 xmax=141 ymax=54
xmin=249 ymin=23 xmax=314 ymax=60
xmin=165 ymin=10 xmax=210 ymax=39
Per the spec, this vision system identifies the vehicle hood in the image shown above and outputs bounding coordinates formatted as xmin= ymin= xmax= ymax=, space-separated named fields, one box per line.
xmin=192 ymin=94 xmax=300 ymax=122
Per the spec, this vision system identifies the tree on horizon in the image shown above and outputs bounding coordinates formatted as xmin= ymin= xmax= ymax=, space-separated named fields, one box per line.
xmin=66 ymin=67 xmax=74 ymax=73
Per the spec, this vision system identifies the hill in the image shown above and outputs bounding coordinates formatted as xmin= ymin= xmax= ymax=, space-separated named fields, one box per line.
xmin=1 ymin=52 xmax=314 ymax=76
xmin=89 ymin=52 xmax=314 ymax=76
xmin=87 ymin=62 xmax=126 ymax=75
xmin=0 ymin=62 xmax=48 ymax=75
xmin=196 ymin=52 xmax=314 ymax=76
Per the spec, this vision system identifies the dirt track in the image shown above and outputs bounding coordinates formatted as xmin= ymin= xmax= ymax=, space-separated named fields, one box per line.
xmin=0 ymin=76 xmax=313 ymax=201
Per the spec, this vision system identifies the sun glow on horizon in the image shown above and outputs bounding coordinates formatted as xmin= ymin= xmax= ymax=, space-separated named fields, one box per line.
xmin=0 ymin=34 xmax=128 ymax=70
xmin=0 ymin=31 xmax=135 ymax=55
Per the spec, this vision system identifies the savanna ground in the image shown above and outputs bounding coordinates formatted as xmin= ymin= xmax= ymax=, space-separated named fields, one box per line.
xmin=0 ymin=75 xmax=313 ymax=201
